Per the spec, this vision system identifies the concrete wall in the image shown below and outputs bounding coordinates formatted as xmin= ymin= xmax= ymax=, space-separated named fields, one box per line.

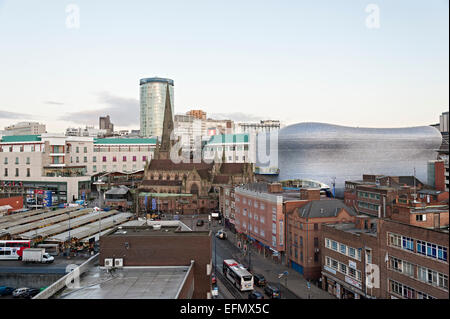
xmin=0 ymin=273 xmax=63 ymax=288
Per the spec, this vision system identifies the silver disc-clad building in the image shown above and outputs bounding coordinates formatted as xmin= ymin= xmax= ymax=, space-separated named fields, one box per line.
xmin=140 ymin=77 xmax=174 ymax=138
xmin=277 ymin=122 xmax=442 ymax=196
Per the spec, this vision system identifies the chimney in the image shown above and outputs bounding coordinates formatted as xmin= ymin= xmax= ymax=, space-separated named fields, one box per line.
xmin=299 ymin=188 xmax=321 ymax=201
xmin=268 ymin=183 xmax=283 ymax=193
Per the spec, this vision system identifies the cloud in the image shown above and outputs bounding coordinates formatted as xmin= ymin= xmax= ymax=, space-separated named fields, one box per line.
xmin=0 ymin=110 xmax=32 ymax=120
xmin=208 ymin=112 xmax=266 ymax=123
xmin=44 ymin=101 xmax=65 ymax=106
xmin=60 ymin=92 xmax=139 ymax=127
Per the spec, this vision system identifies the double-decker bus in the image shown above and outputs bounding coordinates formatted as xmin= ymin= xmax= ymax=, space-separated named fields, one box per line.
xmin=0 ymin=240 xmax=31 ymax=260
xmin=222 ymin=259 xmax=254 ymax=291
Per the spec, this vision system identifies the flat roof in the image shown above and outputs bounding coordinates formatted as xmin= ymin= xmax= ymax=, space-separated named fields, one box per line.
xmin=325 ymin=222 xmax=378 ymax=237
xmin=58 ymin=266 xmax=190 ymax=299
xmin=108 ymin=226 xmax=209 ymax=237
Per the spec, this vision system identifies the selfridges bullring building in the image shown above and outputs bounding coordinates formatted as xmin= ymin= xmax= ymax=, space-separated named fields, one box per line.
xmin=277 ymin=122 xmax=442 ymax=197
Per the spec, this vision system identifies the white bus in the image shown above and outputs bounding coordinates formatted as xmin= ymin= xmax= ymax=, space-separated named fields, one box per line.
xmin=0 ymin=240 xmax=31 ymax=260
xmin=223 ymin=259 xmax=254 ymax=291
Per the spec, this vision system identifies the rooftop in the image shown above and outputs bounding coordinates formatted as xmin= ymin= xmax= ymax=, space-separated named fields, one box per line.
xmin=58 ymin=266 xmax=190 ymax=299
xmin=207 ymin=133 xmax=249 ymax=144
xmin=295 ymin=199 xmax=357 ymax=218
xmin=1 ymin=135 xmax=41 ymax=143
xmin=325 ymin=222 xmax=378 ymax=237
xmin=107 ymin=225 xmax=208 ymax=237
xmin=94 ymin=137 xmax=157 ymax=144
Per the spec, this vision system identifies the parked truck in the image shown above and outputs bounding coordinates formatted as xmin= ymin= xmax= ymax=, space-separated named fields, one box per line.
xmin=22 ymin=248 xmax=54 ymax=264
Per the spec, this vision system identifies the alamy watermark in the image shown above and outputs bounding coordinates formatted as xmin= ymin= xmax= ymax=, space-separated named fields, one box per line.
xmin=365 ymin=4 xmax=380 ymax=29
xmin=66 ymin=4 xmax=80 ymax=29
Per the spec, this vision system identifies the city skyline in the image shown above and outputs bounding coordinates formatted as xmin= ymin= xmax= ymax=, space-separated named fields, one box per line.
xmin=0 ymin=0 xmax=448 ymax=133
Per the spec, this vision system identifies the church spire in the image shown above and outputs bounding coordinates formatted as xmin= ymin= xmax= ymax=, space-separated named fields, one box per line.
xmin=155 ymin=83 xmax=174 ymax=160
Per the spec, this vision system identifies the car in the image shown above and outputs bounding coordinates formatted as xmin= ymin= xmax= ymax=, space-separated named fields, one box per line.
xmin=23 ymin=288 xmax=41 ymax=299
xmin=248 ymin=291 xmax=264 ymax=299
xmin=253 ymin=273 xmax=267 ymax=287
xmin=196 ymin=219 xmax=204 ymax=227
xmin=12 ymin=287 xmax=30 ymax=298
xmin=215 ymin=229 xmax=227 ymax=239
xmin=264 ymin=285 xmax=281 ymax=299
xmin=0 ymin=286 xmax=15 ymax=296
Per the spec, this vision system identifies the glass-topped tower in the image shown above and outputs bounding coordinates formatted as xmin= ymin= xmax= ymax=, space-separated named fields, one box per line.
xmin=140 ymin=77 xmax=174 ymax=138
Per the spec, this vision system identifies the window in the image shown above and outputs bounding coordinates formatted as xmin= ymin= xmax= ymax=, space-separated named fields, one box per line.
xmin=260 ymin=216 xmax=265 ymax=224
xmin=133 ymin=156 xmax=136 ymax=162
xmin=26 ymin=168 xmax=30 ymax=177
xmin=143 ymin=156 xmax=147 ymax=162
xmin=300 ymin=236 xmax=303 ymax=247
xmin=84 ymin=147 xmax=87 ymax=153
xmin=300 ymin=252 xmax=303 ymax=262
xmin=15 ymin=157 xmax=19 ymax=164
xmin=93 ymin=156 xmax=97 ymax=162
xmin=123 ymin=156 xmax=127 ymax=162
xmin=331 ymin=241 xmax=338 ymax=251
xmin=314 ymin=223 xmax=318 ymax=231
xmin=388 ymin=233 xmax=402 ymax=248
xmin=84 ymin=156 xmax=87 ymax=163
xmin=402 ymin=237 xmax=414 ymax=252
xmin=325 ymin=238 xmax=330 ymax=248
xmin=260 ymin=203 xmax=265 ymax=210
xmin=339 ymin=263 xmax=347 ymax=275
xmin=15 ymin=168 xmax=19 ymax=177
xmin=314 ymin=237 xmax=319 ymax=248
xmin=4 ymin=168 xmax=8 ymax=177
xmin=113 ymin=156 xmax=117 ymax=162
xmin=402 ymin=261 xmax=414 ymax=277
xmin=93 ymin=165 xmax=97 ymax=172
xmin=26 ymin=157 xmax=30 ymax=164
xmin=260 ymin=229 xmax=265 ymax=237
xmin=348 ymin=247 xmax=356 ymax=258
xmin=348 ymin=267 xmax=357 ymax=279
xmin=331 ymin=259 xmax=338 ymax=269
xmin=314 ymin=252 xmax=319 ymax=262
xmin=416 ymin=214 xmax=427 ymax=222
xmin=3 ymin=157 xmax=7 ymax=164
xmin=102 ymin=156 xmax=107 ymax=162
xmin=272 ymin=223 xmax=276 ymax=234
xmin=272 ymin=235 xmax=277 ymax=247
xmin=76 ymin=157 xmax=79 ymax=163
xmin=76 ymin=146 xmax=79 ymax=153
xmin=340 ymin=243 xmax=346 ymax=255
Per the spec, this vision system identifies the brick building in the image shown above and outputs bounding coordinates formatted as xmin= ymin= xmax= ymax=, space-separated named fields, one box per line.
xmin=321 ymin=216 xmax=449 ymax=299
xmin=344 ymin=174 xmax=425 ymax=217
xmin=287 ymin=199 xmax=357 ymax=280
xmin=99 ymin=223 xmax=212 ymax=299
xmin=379 ymin=218 xmax=449 ymax=299
xmin=234 ymin=182 xmax=306 ymax=261
xmin=321 ymin=215 xmax=380 ymax=299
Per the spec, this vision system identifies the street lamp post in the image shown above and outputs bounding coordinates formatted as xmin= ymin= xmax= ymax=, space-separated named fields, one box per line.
xmin=66 ymin=211 xmax=71 ymax=258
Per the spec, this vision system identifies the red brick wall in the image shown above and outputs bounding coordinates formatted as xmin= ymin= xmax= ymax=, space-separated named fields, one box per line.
xmin=434 ymin=161 xmax=445 ymax=192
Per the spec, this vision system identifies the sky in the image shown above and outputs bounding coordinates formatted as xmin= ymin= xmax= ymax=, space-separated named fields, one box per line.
xmin=0 ymin=0 xmax=448 ymax=133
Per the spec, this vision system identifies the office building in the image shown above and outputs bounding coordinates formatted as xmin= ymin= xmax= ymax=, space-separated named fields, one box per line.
xmin=4 ymin=122 xmax=46 ymax=136
xmin=140 ymin=77 xmax=174 ymax=138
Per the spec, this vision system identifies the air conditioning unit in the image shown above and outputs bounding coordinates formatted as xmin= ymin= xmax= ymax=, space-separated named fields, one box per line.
xmin=314 ymin=248 xmax=320 ymax=253
xmin=114 ymin=258 xmax=123 ymax=268
xmin=104 ymin=258 xmax=113 ymax=268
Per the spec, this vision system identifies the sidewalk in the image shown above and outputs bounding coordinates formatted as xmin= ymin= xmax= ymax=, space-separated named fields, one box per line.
xmin=225 ymin=227 xmax=335 ymax=299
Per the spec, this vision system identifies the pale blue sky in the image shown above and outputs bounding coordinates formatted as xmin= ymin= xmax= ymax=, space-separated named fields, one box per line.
xmin=0 ymin=0 xmax=448 ymax=132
